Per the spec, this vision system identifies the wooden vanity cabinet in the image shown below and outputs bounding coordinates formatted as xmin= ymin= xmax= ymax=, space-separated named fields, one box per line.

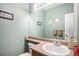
xmin=32 ymin=49 xmax=47 ymax=56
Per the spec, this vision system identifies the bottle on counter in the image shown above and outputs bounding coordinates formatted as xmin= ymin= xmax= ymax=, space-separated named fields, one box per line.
xmin=73 ymin=44 xmax=79 ymax=56
xmin=68 ymin=37 xmax=75 ymax=49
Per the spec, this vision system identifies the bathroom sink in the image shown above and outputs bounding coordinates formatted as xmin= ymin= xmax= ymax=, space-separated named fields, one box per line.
xmin=42 ymin=43 xmax=70 ymax=56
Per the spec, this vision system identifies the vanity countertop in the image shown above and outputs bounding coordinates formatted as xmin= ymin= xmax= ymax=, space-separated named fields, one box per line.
xmin=25 ymin=36 xmax=73 ymax=56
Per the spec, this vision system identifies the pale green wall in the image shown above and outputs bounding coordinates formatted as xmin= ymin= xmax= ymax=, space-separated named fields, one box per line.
xmin=44 ymin=3 xmax=74 ymax=39
xmin=0 ymin=3 xmax=28 ymax=56
xmin=29 ymin=9 xmax=44 ymax=37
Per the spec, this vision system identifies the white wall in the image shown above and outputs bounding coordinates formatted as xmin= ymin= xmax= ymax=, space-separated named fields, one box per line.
xmin=0 ymin=3 xmax=28 ymax=56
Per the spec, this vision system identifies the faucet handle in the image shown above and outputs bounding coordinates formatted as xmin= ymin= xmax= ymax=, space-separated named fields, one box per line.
xmin=53 ymin=41 xmax=61 ymax=46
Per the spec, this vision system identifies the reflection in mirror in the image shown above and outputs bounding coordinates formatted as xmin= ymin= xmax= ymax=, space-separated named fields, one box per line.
xmin=28 ymin=3 xmax=76 ymax=41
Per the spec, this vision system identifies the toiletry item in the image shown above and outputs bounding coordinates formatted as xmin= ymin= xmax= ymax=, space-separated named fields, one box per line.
xmin=78 ymin=44 xmax=79 ymax=55
xmin=68 ymin=39 xmax=74 ymax=49
xmin=73 ymin=44 xmax=79 ymax=56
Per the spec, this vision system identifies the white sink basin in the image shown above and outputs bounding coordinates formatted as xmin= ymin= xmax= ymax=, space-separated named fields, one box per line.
xmin=43 ymin=43 xmax=70 ymax=56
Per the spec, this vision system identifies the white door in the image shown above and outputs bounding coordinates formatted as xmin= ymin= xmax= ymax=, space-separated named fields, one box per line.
xmin=65 ymin=13 xmax=75 ymax=40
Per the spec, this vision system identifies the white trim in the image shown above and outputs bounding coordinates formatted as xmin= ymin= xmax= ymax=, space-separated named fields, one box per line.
xmin=74 ymin=3 xmax=77 ymax=42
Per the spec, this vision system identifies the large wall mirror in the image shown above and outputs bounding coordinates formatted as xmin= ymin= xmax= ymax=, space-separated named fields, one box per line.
xmin=28 ymin=3 xmax=77 ymax=41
